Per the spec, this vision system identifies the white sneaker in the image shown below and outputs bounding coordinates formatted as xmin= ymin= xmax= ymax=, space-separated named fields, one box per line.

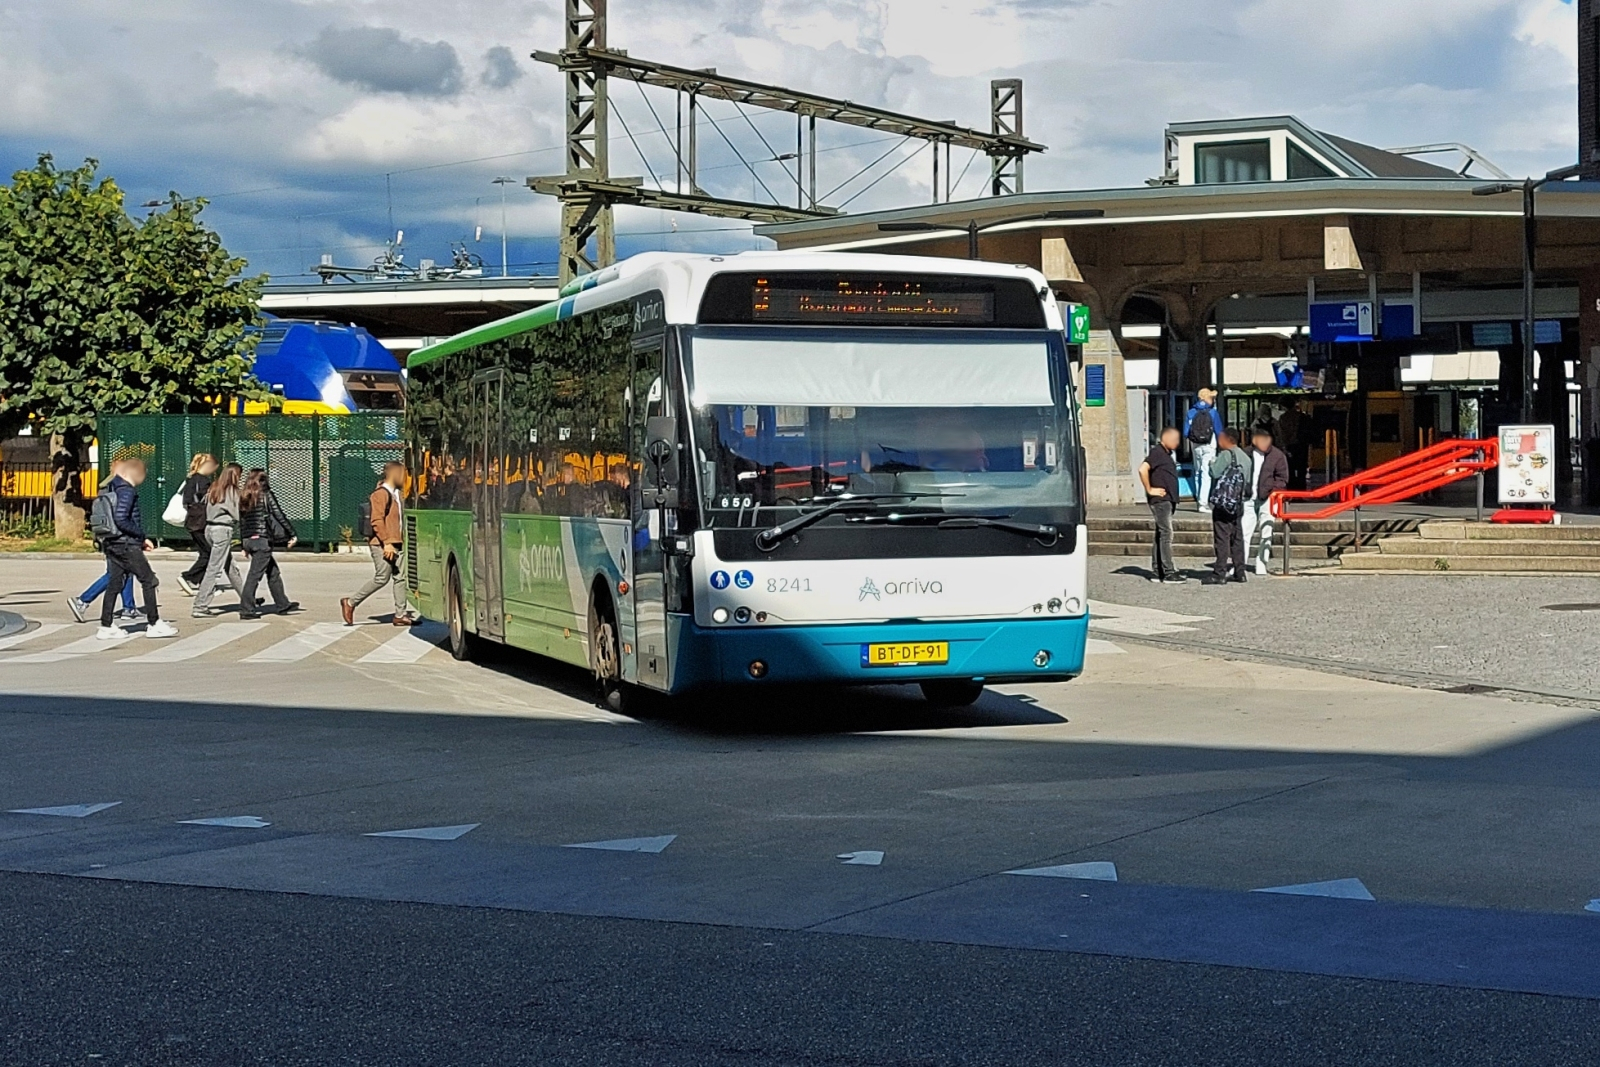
xmin=96 ymin=626 xmax=132 ymax=641
xmin=176 ymin=576 xmax=196 ymax=596
xmin=145 ymin=619 xmax=179 ymax=639
xmin=1255 ymin=559 xmax=1270 ymax=576
xmin=67 ymin=597 xmax=87 ymax=623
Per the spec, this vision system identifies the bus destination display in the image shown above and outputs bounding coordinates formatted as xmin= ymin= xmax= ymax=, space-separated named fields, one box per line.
xmin=752 ymin=279 xmax=995 ymax=325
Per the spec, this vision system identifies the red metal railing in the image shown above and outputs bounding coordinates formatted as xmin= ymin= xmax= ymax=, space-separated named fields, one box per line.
xmin=1269 ymin=437 xmax=1499 ymax=523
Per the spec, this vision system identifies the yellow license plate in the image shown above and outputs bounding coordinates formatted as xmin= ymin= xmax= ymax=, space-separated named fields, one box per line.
xmin=862 ymin=641 xmax=949 ymax=668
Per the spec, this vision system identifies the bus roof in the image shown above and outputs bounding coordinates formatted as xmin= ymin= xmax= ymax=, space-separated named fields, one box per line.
xmin=407 ymin=251 xmax=1057 ymax=368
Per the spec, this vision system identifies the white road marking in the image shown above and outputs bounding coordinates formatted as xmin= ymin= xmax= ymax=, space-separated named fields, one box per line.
xmin=0 ymin=624 xmax=69 ymax=652
xmin=355 ymin=621 xmax=448 ymax=664
xmin=1252 ymin=877 xmax=1375 ymax=901
xmin=1085 ymin=639 xmax=1126 ymax=656
xmin=121 ymin=623 xmax=266 ymax=664
xmin=179 ymin=816 xmax=271 ymax=828
xmin=365 ymin=823 xmax=479 ymax=841
xmin=565 ymin=835 xmax=676 ymax=854
xmin=242 ymin=622 xmax=359 ymax=663
xmin=1089 ymin=600 xmax=1212 ymax=637
xmin=837 ymin=850 xmax=884 ymax=866
xmin=1007 ymin=861 xmax=1118 ymax=881
xmin=1587 ymin=900 xmax=1600 ymax=914
xmin=6 ymin=633 xmax=134 ymax=663
xmin=7 ymin=802 xmax=121 ymax=818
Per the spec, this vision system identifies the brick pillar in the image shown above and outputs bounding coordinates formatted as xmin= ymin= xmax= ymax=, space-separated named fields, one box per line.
xmin=1079 ymin=327 xmax=1140 ymax=505
xmin=1584 ymin=0 xmax=1600 ymax=179
xmin=1580 ymin=268 xmax=1600 ymax=502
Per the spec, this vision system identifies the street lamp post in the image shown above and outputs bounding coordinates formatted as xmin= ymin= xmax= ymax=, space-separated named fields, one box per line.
xmin=1474 ymin=164 xmax=1582 ymax=422
xmin=491 ymin=177 xmax=514 ymax=278
xmin=877 ymin=209 xmax=1106 ymax=260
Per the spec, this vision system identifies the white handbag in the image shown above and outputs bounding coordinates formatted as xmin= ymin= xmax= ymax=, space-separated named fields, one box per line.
xmin=161 ymin=490 xmax=189 ymax=526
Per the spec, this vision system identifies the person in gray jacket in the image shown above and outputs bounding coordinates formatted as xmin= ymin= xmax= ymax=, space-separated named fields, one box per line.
xmin=192 ymin=463 xmax=247 ymax=617
xmin=1203 ymin=429 xmax=1252 ymax=585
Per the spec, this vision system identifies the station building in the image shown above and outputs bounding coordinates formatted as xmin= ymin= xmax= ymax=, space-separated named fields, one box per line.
xmin=757 ymin=116 xmax=1600 ymax=507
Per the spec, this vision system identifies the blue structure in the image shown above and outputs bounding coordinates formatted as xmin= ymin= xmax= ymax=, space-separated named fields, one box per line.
xmin=245 ymin=317 xmax=404 ymax=413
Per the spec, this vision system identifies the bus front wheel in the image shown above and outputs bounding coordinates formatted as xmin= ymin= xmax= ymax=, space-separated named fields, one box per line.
xmin=920 ymin=680 xmax=984 ymax=707
xmin=589 ymin=596 xmax=627 ymax=714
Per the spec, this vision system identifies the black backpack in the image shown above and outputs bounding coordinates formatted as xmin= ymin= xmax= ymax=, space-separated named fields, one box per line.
xmin=1210 ymin=459 xmax=1247 ymax=517
xmin=88 ymin=483 xmax=119 ymax=543
xmin=1187 ymin=408 xmax=1215 ymax=446
xmin=356 ymin=498 xmax=374 ymax=541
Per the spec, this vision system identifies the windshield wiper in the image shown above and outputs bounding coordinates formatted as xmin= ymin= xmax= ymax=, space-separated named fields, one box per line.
xmin=752 ymin=493 xmax=950 ymax=552
xmin=937 ymin=516 xmax=1060 ymax=544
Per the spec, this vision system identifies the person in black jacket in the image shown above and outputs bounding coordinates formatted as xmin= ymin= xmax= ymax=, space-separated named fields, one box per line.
xmin=237 ymin=469 xmax=299 ymax=619
xmin=96 ymin=458 xmax=178 ymax=641
xmin=175 ymin=453 xmax=218 ymax=596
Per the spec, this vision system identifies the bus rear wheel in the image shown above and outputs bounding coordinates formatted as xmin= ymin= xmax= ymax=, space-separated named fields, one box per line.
xmin=920 ymin=680 xmax=984 ymax=707
xmin=446 ymin=562 xmax=475 ymax=662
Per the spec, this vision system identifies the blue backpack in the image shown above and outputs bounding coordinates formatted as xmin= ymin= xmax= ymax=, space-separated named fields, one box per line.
xmin=1209 ymin=460 xmax=1247 ymax=517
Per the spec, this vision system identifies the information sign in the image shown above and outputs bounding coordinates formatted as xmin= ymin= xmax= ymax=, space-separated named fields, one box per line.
xmin=1497 ymin=423 xmax=1556 ymax=505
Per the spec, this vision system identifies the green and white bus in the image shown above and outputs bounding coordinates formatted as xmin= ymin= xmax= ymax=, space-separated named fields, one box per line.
xmin=404 ymin=251 xmax=1088 ymax=709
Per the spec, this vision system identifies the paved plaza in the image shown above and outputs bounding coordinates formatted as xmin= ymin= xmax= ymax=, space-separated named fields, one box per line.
xmin=2 ymin=554 xmax=1599 ymax=1064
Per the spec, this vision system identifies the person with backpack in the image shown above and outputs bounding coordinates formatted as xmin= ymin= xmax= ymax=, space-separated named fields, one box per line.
xmin=174 ymin=453 xmax=218 ymax=597
xmin=67 ymin=572 xmax=138 ymax=624
xmin=237 ymin=468 xmax=299 ymax=620
xmin=191 ymin=463 xmax=249 ymax=618
xmin=90 ymin=457 xmax=177 ymax=640
xmin=1185 ymin=388 xmax=1219 ymax=512
xmin=1203 ymin=428 xmax=1252 ymax=585
xmin=340 ymin=462 xmax=418 ymax=627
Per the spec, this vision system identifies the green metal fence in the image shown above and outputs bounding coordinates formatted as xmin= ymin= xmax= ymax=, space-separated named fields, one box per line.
xmin=96 ymin=414 xmax=406 ymax=549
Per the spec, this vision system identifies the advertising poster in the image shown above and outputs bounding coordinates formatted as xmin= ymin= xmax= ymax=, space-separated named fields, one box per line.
xmin=1497 ymin=423 xmax=1556 ymax=505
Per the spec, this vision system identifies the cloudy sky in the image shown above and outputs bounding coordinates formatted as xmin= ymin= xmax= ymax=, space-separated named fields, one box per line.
xmin=0 ymin=0 xmax=1581 ymax=280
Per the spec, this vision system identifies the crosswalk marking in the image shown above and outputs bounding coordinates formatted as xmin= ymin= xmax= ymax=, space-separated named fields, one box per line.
xmin=121 ymin=623 xmax=266 ymax=664
xmin=0 ymin=624 xmax=69 ymax=652
xmin=241 ymin=621 xmax=360 ymax=663
xmin=355 ymin=621 xmax=448 ymax=664
xmin=6 ymin=632 xmax=133 ymax=664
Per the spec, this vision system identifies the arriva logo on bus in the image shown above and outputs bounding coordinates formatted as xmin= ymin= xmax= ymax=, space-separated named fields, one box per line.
xmin=517 ymin=536 xmax=566 ymax=590
xmin=859 ymin=578 xmax=944 ymax=601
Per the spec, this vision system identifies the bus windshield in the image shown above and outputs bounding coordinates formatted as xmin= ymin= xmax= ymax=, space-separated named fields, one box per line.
xmin=684 ymin=327 xmax=1078 ymax=527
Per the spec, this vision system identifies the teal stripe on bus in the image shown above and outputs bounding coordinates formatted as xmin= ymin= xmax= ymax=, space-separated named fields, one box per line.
xmin=407 ymin=298 xmax=564 ymax=368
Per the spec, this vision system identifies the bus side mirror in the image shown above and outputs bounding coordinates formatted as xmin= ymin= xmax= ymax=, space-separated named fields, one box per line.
xmin=645 ymin=416 xmax=679 ymax=489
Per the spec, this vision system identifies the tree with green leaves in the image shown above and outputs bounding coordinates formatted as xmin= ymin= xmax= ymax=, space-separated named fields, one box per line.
xmin=0 ymin=155 xmax=273 ymax=537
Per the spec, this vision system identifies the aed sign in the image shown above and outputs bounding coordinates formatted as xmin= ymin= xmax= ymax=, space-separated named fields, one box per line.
xmin=1309 ymin=301 xmax=1374 ymax=343
xmin=1065 ymin=304 xmax=1092 ymax=345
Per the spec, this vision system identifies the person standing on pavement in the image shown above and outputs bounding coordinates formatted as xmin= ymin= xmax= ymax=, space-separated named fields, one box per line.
xmin=94 ymin=458 xmax=177 ymax=640
xmin=1242 ymin=427 xmax=1291 ymax=575
xmin=175 ymin=453 xmax=218 ymax=597
xmin=1203 ymin=428 xmax=1252 ymax=586
xmin=340 ymin=462 xmax=418 ymax=627
xmin=1138 ymin=426 xmax=1187 ymax=584
xmin=191 ymin=463 xmax=248 ymax=618
xmin=1185 ymin=388 xmax=1220 ymax=512
xmin=237 ymin=469 xmax=299 ymax=620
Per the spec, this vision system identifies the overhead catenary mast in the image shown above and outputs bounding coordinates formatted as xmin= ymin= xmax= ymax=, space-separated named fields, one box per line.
xmin=529 ymin=0 xmax=1046 ymax=285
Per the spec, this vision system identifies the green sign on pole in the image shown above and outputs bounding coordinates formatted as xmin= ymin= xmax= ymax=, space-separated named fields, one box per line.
xmin=1066 ymin=304 xmax=1091 ymax=345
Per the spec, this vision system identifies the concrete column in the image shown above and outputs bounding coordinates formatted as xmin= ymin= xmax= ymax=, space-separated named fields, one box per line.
xmin=1079 ymin=327 xmax=1140 ymax=505
xmin=1579 ymin=268 xmax=1600 ymax=501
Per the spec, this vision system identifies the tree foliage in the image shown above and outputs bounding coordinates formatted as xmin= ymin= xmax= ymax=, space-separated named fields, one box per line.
xmin=0 ymin=154 xmax=272 ymax=445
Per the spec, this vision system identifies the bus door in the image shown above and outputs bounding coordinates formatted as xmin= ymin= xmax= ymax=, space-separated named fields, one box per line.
xmin=630 ymin=341 xmax=671 ymax=689
xmin=472 ymin=369 xmax=506 ymax=641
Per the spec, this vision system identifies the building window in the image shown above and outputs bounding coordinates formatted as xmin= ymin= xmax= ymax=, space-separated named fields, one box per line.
xmin=1287 ymin=142 xmax=1334 ymax=180
xmin=1195 ymin=139 xmax=1271 ymax=184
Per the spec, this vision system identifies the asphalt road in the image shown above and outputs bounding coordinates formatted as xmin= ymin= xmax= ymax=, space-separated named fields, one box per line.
xmin=2 ymin=556 xmax=1600 ymax=1064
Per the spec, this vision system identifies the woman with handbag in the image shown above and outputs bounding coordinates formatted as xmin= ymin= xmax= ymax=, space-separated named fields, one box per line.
xmin=192 ymin=463 xmax=249 ymax=617
xmin=237 ymin=468 xmax=299 ymax=619
xmin=174 ymin=453 xmax=219 ymax=596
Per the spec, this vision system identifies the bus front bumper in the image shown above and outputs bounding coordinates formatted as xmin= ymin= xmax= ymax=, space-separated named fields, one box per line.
xmin=664 ymin=615 xmax=1089 ymax=692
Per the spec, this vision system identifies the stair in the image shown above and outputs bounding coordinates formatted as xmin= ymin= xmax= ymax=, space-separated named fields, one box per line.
xmin=1336 ymin=520 xmax=1600 ymax=574
xmin=1088 ymin=515 xmax=1420 ymax=559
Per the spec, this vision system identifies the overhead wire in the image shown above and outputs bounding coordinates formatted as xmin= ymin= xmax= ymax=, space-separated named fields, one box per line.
xmin=835 ymin=141 xmax=929 ymax=210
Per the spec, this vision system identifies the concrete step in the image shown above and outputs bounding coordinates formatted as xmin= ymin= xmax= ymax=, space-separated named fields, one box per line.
xmin=1338 ymin=553 xmax=1600 ymax=573
xmin=1418 ymin=520 xmax=1600 ymax=542
xmin=1379 ymin=537 xmax=1600 ymax=557
xmin=1089 ymin=545 xmax=1219 ymax=558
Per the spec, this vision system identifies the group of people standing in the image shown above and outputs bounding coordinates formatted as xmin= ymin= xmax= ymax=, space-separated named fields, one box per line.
xmin=1138 ymin=389 xmax=1290 ymax=586
xmin=72 ymin=453 xmax=418 ymax=639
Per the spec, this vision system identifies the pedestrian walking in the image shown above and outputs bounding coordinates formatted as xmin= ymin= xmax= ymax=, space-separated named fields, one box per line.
xmin=1139 ymin=426 xmax=1187 ymax=584
xmin=67 ymin=571 xmax=138 ymax=623
xmin=174 ymin=453 xmax=218 ymax=596
xmin=191 ymin=463 xmax=249 ymax=618
xmin=1185 ymin=388 xmax=1220 ymax=512
xmin=237 ymin=469 xmax=299 ymax=620
xmin=88 ymin=457 xmax=177 ymax=640
xmin=340 ymin=461 xmax=418 ymax=627
xmin=1242 ymin=427 xmax=1291 ymax=576
xmin=1203 ymin=428 xmax=1252 ymax=585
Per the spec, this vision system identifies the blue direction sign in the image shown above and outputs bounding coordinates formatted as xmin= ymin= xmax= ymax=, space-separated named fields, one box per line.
xmin=1309 ymin=301 xmax=1375 ymax=343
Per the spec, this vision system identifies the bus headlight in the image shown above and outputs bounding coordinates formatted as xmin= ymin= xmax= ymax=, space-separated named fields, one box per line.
xmin=734 ymin=606 xmax=752 ymax=624
xmin=1034 ymin=650 xmax=1051 ymax=668
xmin=712 ymin=607 xmax=730 ymax=624
xmin=1047 ymin=598 xmax=1062 ymax=613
